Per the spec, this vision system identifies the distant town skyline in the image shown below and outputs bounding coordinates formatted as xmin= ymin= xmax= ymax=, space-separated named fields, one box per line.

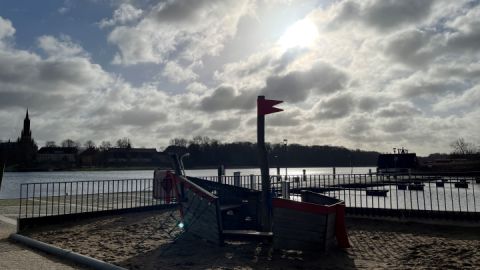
xmin=1 ymin=0 xmax=479 ymax=156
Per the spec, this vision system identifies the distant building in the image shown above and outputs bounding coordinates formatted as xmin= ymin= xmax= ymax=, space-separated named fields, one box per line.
xmin=37 ymin=147 xmax=78 ymax=165
xmin=103 ymin=148 xmax=170 ymax=167
xmin=78 ymin=147 xmax=100 ymax=167
xmin=377 ymin=152 xmax=418 ymax=174
xmin=0 ymin=110 xmax=38 ymax=167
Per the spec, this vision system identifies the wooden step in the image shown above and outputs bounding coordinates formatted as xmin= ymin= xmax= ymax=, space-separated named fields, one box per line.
xmin=222 ymin=230 xmax=273 ymax=240
xmin=220 ymin=204 xmax=242 ymax=212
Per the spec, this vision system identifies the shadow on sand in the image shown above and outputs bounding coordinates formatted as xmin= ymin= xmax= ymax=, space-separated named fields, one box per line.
xmin=120 ymin=234 xmax=356 ymax=270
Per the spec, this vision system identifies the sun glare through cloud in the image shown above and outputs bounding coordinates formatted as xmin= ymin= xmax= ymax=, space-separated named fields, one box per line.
xmin=278 ymin=19 xmax=319 ymax=50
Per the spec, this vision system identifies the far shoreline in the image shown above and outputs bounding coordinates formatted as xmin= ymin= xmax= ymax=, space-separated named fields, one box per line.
xmin=4 ymin=165 xmax=377 ymax=173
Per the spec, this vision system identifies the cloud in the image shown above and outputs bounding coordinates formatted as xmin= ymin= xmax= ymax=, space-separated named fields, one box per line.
xmin=108 ymin=0 xmax=253 ymax=65
xmin=162 ymin=61 xmax=198 ymax=83
xmin=261 ymin=62 xmax=348 ymax=103
xmin=117 ymin=108 xmax=167 ymax=127
xmin=375 ymin=102 xmax=422 ymax=118
xmin=199 ymin=86 xmax=255 ymax=112
xmin=209 ymin=118 xmax=241 ymax=131
xmin=268 ymin=111 xmax=302 ymax=127
xmin=314 ymin=93 xmax=354 ymax=120
xmin=380 ymin=118 xmax=412 ymax=133
xmin=98 ymin=3 xmax=143 ymax=28
xmin=383 ymin=29 xmax=436 ymax=67
xmin=397 ymin=77 xmax=468 ymax=98
xmin=330 ymin=0 xmax=434 ymax=32
xmin=0 ymin=17 xmax=15 ymax=41
xmin=3 ymin=1 xmax=480 ymax=155
xmin=37 ymin=35 xmax=87 ymax=58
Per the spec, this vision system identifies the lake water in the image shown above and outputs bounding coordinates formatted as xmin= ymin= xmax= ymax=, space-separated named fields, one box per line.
xmin=0 ymin=167 xmax=374 ymax=199
xmin=2 ymin=167 xmax=479 ymax=214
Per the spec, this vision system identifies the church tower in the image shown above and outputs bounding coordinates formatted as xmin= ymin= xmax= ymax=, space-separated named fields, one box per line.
xmin=20 ymin=109 xmax=32 ymax=143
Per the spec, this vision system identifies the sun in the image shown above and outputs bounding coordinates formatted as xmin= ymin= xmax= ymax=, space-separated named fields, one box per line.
xmin=279 ymin=19 xmax=319 ymax=50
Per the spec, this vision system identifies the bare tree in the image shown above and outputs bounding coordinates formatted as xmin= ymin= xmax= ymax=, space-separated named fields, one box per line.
xmin=169 ymin=137 xmax=188 ymax=147
xmin=45 ymin=141 xmax=57 ymax=147
xmin=61 ymin=139 xmax=79 ymax=148
xmin=84 ymin=140 xmax=96 ymax=149
xmin=116 ymin=137 xmax=132 ymax=148
xmin=99 ymin=141 xmax=112 ymax=151
xmin=450 ymin=138 xmax=476 ymax=155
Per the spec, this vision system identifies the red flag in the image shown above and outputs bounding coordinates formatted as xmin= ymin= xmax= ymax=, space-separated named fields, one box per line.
xmin=258 ymin=98 xmax=283 ymax=115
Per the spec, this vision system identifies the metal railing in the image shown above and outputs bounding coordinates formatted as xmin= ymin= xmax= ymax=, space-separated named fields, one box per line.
xmin=18 ymin=173 xmax=480 ymax=220
xmin=18 ymin=178 xmax=175 ymax=219
xmin=200 ymin=174 xmax=480 ymax=215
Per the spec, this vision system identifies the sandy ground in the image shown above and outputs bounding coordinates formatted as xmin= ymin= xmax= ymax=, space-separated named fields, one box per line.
xmin=25 ymin=209 xmax=480 ymax=269
xmin=0 ymin=217 xmax=86 ymax=270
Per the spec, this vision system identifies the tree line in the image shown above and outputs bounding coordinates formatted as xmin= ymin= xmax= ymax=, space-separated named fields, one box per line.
xmin=44 ymin=137 xmax=133 ymax=150
xmin=166 ymin=136 xmax=380 ymax=168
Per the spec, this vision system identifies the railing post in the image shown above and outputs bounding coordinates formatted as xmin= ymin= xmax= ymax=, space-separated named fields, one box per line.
xmin=217 ymin=165 xmax=224 ymax=184
xmin=234 ymin=171 xmax=241 ymax=187
xmin=249 ymin=174 xmax=255 ymax=190
xmin=281 ymin=181 xmax=290 ymax=199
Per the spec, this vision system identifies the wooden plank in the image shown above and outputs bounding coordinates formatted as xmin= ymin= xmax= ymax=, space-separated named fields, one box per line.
xmin=222 ymin=230 xmax=273 ymax=237
xmin=274 ymin=208 xmax=328 ymax=224
xmin=220 ymin=204 xmax=242 ymax=211
xmin=324 ymin=213 xmax=337 ymax=238
xmin=273 ymin=217 xmax=326 ymax=233
xmin=273 ymin=198 xmax=336 ymax=215
xmin=301 ymin=191 xmax=341 ymax=206
xmin=177 ymin=177 xmax=222 ymax=245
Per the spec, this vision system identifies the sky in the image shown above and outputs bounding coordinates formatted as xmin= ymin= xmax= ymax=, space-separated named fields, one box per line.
xmin=0 ymin=0 xmax=479 ymax=155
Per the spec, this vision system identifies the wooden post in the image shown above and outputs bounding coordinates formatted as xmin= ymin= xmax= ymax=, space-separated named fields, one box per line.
xmin=257 ymin=95 xmax=283 ymax=232
xmin=257 ymin=96 xmax=271 ymax=232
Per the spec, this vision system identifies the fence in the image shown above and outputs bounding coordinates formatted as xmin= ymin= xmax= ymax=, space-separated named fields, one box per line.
xmin=18 ymin=173 xmax=480 ymax=220
xmin=200 ymin=173 xmax=480 ymax=217
xmin=18 ymin=178 xmax=175 ymax=219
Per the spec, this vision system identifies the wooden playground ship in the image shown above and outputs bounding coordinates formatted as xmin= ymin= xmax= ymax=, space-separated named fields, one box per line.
xmin=153 ymin=156 xmax=350 ymax=251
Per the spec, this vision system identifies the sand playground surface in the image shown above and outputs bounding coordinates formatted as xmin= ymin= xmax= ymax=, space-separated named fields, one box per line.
xmin=24 ymin=208 xmax=480 ymax=269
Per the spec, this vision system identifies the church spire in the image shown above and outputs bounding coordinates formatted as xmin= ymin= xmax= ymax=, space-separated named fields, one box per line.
xmin=20 ymin=109 xmax=31 ymax=142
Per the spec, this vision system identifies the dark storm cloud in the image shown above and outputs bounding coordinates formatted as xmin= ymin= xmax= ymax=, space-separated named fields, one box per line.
xmin=261 ymin=62 xmax=348 ymax=103
xmin=315 ymin=93 xmax=354 ymax=120
xmin=209 ymin=118 xmax=240 ymax=131
xmin=331 ymin=0 xmax=434 ymax=32
xmin=199 ymin=86 xmax=255 ymax=112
